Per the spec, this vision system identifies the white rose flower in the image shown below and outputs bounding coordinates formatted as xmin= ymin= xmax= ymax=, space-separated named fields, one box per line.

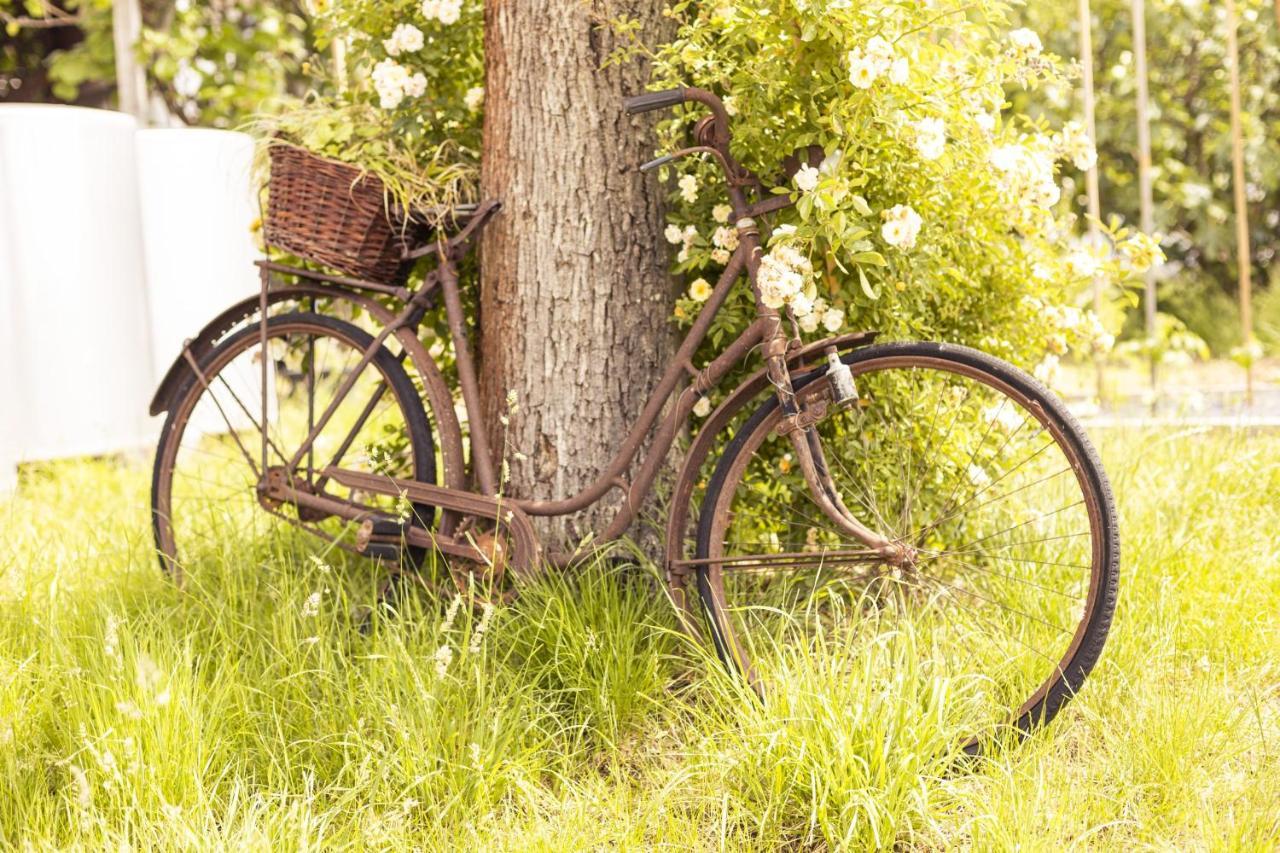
xmin=464 ymin=86 xmax=485 ymax=111
xmin=384 ymin=23 xmax=424 ymax=57
xmin=888 ymin=57 xmax=909 ymax=85
xmin=1057 ymin=120 xmax=1097 ymax=171
xmin=1120 ymin=231 xmax=1164 ymax=271
xmin=1033 ymin=353 xmax=1060 ymax=384
xmin=402 ymin=72 xmax=427 ymax=98
xmin=173 ymin=63 xmax=203 ymax=99
xmin=711 ymin=248 xmax=731 ymax=264
xmin=798 ymin=311 xmax=821 ymax=333
xmin=822 ymin=307 xmax=845 ymax=332
xmin=865 ymin=35 xmax=894 ymax=74
xmin=790 ymin=291 xmax=814 ymax=318
xmin=881 ymin=204 xmax=923 ymax=250
xmin=848 ymin=51 xmax=879 ymax=89
xmin=756 ymin=245 xmax=813 ymax=311
xmin=989 ymin=142 xmax=1060 ymax=210
xmin=794 ymin=164 xmax=820 ymax=193
xmin=988 ymin=144 xmax=1021 ymax=173
xmin=435 ymin=0 xmax=462 ymax=24
xmin=678 ymin=174 xmax=698 ymax=204
xmin=688 ymin=277 xmax=712 ymax=302
xmin=664 ymin=224 xmax=684 ymax=245
xmin=1009 ymin=28 xmax=1043 ymax=56
xmin=1059 ymin=306 xmax=1083 ymax=332
xmin=712 ymin=225 xmax=739 ymax=251
xmin=912 ymin=117 xmax=946 ymax=161
xmin=712 ymin=204 xmax=732 ymax=223
xmin=372 ymin=58 xmax=410 ymax=109
xmin=692 ymin=396 xmax=712 ymax=418
xmin=1066 ymin=249 xmax=1100 ymax=279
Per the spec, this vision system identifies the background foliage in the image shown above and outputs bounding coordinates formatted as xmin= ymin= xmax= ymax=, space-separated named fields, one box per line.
xmin=3 ymin=0 xmax=1277 ymax=357
xmin=1013 ymin=0 xmax=1280 ymax=353
xmin=638 ymin=0 xmax=1146 ymax=391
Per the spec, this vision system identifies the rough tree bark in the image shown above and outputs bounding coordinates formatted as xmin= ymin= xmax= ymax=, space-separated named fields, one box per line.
xmin=478 ymin=0 xmax=674 ymax=550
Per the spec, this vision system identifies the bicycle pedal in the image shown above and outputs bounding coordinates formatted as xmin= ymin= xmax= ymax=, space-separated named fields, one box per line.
xmin=360 ymin=542 xmax=402 ymax=562
xmin=367 ymin=515 xmax=408 ymax=538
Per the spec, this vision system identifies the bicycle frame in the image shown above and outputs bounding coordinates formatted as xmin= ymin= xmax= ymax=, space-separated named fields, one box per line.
xmin=253 ymin=86 xmax=906 ymax=567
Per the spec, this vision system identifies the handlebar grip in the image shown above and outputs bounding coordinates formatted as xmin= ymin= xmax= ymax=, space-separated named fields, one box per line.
xmin=623 ymin=87 xmax=687 ymax=115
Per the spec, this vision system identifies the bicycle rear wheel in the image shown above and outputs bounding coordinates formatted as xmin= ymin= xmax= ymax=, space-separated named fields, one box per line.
xmin=152 ymin=312 xmax=436 ymax=583
xmin=695 ymin=342 xmax=1118 ymax=751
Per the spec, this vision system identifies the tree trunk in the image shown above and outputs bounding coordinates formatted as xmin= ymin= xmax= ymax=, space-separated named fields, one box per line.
xmin=478 ymin=0 xmax=674 ymax=551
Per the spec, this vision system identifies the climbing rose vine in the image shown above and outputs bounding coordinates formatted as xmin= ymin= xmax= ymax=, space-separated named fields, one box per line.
xmin=633 ymin=0 xmax=1160 ymax=385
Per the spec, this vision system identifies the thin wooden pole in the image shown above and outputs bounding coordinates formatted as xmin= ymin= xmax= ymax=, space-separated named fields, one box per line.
xmin=1130 ymin=0 xmax=1157 ymax=392
xmin=110 ymin=0 xmax=147 ymax=121
xmin=1226 ymin=0 xmax=1255 ymax=404
xmin=1078 ymin=0 xmax=1105 ymax=400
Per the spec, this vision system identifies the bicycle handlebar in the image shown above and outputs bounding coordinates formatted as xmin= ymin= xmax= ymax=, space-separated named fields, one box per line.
xmin=624 ymin=85 xmax=733 ymax=151
xmin=623 ymin=87 xmax=687 ymax=115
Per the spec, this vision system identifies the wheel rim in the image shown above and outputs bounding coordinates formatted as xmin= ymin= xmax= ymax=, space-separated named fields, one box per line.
xmin=153 ymin=316 xmax=435 ymax=582
xmin=697 ymin=353 xmax=1108 ymax=745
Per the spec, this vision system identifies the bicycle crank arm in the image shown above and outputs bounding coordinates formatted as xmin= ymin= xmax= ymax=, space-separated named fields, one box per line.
xmin=323 ymin=468 xmax=544 ymax=578
xmin=257 ymin=470 xmax=543 ymax=577
xmin=258 ymin=476 xmax=482 ymax=562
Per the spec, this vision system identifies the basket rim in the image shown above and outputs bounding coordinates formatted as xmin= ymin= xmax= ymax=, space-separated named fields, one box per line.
xmin=265 ymin=140 xmax=423 ymax=223
xmin=267 ymin=140 xmax=389 ymax=190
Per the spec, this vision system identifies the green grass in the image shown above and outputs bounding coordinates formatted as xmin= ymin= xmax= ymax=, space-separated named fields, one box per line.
xmin=1 ymin=429 xmax=1278 ymax=849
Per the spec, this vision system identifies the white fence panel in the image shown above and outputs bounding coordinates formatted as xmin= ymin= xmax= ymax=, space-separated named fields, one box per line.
xmin=0 ymin=105 xmax=155 ymax=461
xmin=136 ymin=128 xmax=266 ymax=435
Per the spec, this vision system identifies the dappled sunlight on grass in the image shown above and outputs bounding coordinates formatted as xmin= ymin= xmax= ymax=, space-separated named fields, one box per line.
xmin=0 ymin=430 xmax=1277 ymax=847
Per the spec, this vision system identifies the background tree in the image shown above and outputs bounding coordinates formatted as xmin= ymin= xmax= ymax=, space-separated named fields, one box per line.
xmin=1015 ymin=0 xmax=1280 ymax=353
xmin=477 ymin=0 xmax=675 ymax=548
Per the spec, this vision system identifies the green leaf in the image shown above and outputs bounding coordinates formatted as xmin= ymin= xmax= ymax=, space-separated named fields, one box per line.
xmin=850 ymin=251 xmax=887 ymax=267
xmin=858 ymin=266 xmax=878 ymax=300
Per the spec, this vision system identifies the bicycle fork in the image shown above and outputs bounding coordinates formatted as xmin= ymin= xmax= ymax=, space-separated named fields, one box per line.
xmin=751 ymin=268 xmax=912 ymax=567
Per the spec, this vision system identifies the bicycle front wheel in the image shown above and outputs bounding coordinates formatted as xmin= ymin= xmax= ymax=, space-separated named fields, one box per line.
xmin=695 ymin=342 xmax=1118 ymax=751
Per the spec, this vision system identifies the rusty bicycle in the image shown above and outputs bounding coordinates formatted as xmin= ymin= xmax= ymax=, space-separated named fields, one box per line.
xmin=150 ymin=87 xmax=1118 ymax=751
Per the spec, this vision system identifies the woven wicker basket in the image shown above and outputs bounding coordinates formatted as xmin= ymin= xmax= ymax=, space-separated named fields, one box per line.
xmin=264 ymin=144 xmax=421 ymax=284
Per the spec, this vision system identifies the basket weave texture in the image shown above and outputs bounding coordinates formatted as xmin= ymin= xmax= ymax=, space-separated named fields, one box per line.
xmin=264 ymin=145 xmax=420 ymax=284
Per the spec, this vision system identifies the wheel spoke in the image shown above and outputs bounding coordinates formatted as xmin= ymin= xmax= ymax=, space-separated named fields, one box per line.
xmin=156 ymin=316 xmax=436 ymax=576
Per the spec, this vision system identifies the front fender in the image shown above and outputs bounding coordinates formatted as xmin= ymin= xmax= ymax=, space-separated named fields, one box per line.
xmin=663 ymin=330 xmax=878 ymax=630
xmin=148 ymin=281 xmax=467 ymax=493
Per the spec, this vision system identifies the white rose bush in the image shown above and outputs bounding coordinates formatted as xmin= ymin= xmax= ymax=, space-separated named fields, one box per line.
xmin=261 ymin=0 xmax=484 ymax=213
xmin=639 ymin=0 xmax=1160 ymax=381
